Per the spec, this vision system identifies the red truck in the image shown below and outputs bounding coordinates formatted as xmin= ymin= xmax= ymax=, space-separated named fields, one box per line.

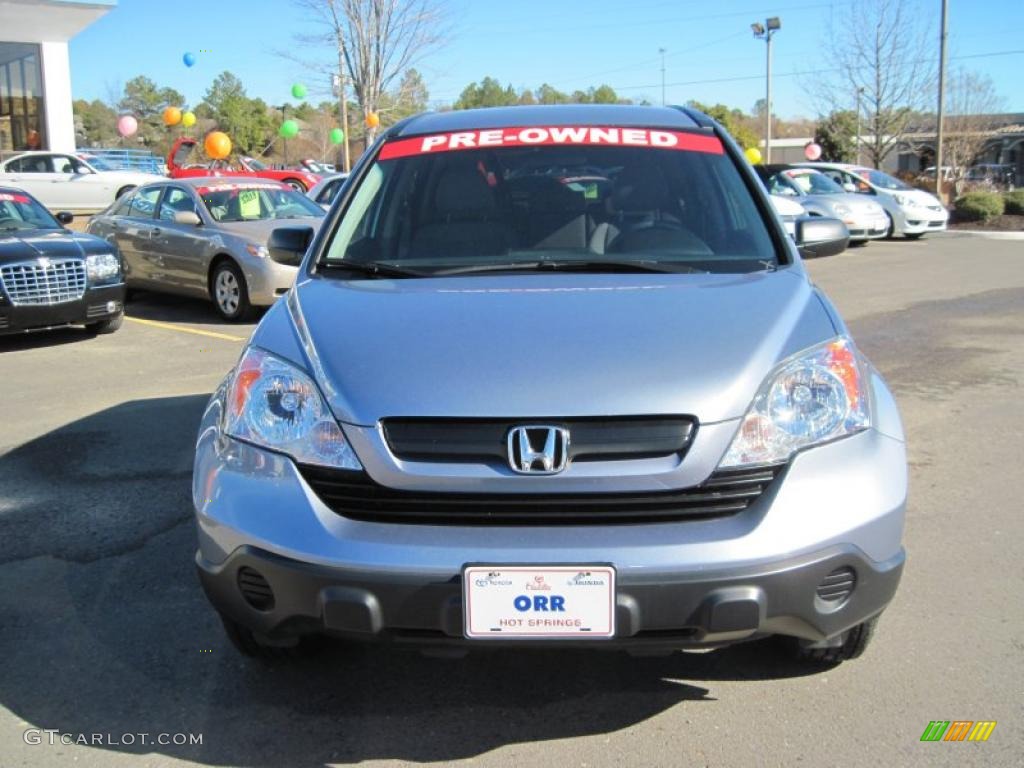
xmin=167 ymin=137 xmax=320 ymax=192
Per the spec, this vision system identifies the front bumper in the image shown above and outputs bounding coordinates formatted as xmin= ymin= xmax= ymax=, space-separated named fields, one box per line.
xmin=896 ymin=207 xmax=948 ymax=235
xmin=198 ymin=542 xmax=904 ymax=648
xmin=242 ymin=258 xmax=298 ymax=307
xmin=845 ymin=214 xmax=890 ymax=241
xmin=0 ymin=284 xmax=124 ymax=335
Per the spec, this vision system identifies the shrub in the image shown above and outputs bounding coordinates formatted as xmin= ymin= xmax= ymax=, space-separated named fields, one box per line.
xmin=954 ymin=191 xmax=1004 ymax=222
xmin=1004 ymin=189 xmax=1024 ymax=215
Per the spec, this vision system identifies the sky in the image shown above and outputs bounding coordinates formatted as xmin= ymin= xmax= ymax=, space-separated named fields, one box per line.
xmin=67 ymin=0 xmax=1024 ymax=119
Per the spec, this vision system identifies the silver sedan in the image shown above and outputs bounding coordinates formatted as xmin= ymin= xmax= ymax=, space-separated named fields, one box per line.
xmin=87 ymin=177 xmax=325 ymax=320
xmin=759 ymin=166 xmax=889 ymax=243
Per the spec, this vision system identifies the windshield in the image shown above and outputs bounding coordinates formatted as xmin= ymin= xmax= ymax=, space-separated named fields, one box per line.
xmin=322 ymin=126 xmax=777 ymax=275
xmin=82 ymin=156 xmax=115 ymax=171
xmin=0 ymin=191 xmax=61 ymax=231
xmin=197 ymin=183 xmax=325 ymax=222
xmin=855 ymin=168 xmax=910 ymax=190
xmin=781 ymin=169 xmax=844 ymax=195
xmin=241 ymin=156 xmax=267 ymax=171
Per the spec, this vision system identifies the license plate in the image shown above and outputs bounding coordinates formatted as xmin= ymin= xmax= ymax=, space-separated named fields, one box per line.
xmin=463 ymin=565 xmax=615 ymax=639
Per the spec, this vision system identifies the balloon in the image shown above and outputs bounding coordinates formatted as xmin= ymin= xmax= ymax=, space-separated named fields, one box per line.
xmin=365 ymin=112 xmax=380 ymax=129
xmin=744 ymin=147 xmax=762 ymax=165
xmin=183 ymin=52 xmax=196 ymax=67
xmin=163 ymin=106 xmax=182 ymax=126
xmin=291 ymin=83 xmax=307 ymax=100
xmin=181 ymin=111 xmax=196 ymax=128
xmin=329 ymin=128 xmax=345 ymax=144
xmin=279 ymin=119 xmax=299 ymax=139
xmin=204 ymin=131 xmax=232 ymax=160
xmin=117 ymin=115 xmax=138 ymax=137
xmin=804 ymin=142 xmax=823 ymax=161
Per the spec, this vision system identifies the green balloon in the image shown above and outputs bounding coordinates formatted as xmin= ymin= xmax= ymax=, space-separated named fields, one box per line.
xmin=291 ymin=83 xmax=307 ymax=99
xmin=329 ymin=128 xmax=345 ymax=144
xmin=279 ymin=119 xmax=299 ymax=139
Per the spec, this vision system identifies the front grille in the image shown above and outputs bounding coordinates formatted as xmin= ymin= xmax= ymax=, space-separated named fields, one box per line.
xmin=383 ymin=416 xmax=695 ymax=463
xmin=816 ymin=567 xmax=856 ymax=604
xmin=0 ymin=259 xmax=86 ymax=306
xmin=298 ymin=463 xmax=785 ymax=525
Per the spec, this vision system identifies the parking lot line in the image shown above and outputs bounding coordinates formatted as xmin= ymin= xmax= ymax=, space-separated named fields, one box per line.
xmin=125 ymin=316 xmax=246 ymax=342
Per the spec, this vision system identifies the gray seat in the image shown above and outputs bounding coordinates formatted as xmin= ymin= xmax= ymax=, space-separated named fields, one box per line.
xmin=410 ymin=165 xmax=511 ymax=260
xmin=525 ymin=180 xmax=589 ymax=250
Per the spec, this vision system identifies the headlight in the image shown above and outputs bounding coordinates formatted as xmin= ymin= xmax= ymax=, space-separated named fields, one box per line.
xmin=893 ymin=194 xmax=911 ymax=207
xmin=719 ymin=337 xmax=871 ymax=468
xmin=245 ymin=244 xmax=269 ymax=258
xmin=224 ymin=347 xmax=362 ymax=469
xmin=833 ymin=204 xmax=851 ymax=217
xmin=85 ymin=252 xmax=120 ymax=283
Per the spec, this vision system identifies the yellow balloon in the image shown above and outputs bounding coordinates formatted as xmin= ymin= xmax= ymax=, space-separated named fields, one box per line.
xmin=365 ymin=111 xmax=380 ymax=129
xmin=163 ymin=106 xmax=182 ymax=127
xmin=181 ymin=111 xmax=196 ymax=128
xmin=744 ymin=147 xmax=763 ymax=165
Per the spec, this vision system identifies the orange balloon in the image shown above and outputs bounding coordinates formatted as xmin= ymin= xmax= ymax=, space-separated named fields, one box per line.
xmin=365 ymin=112 xmax=380 ymax=128
xmin=204 ymin=131 xmax=232 ymax=160
xmin=163 ymin=106 xmax=182 ymax=126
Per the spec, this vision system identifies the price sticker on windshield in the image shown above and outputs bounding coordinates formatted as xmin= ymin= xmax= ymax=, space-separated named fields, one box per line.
xmin=238 ymin=189 xmax=260 ymax=218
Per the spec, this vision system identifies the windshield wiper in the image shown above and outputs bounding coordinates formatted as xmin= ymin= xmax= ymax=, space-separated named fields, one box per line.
xmin=430 ymin=259 xmax=705 ymax=276
xmin=319 ymin=260 xmax=426 ymax=279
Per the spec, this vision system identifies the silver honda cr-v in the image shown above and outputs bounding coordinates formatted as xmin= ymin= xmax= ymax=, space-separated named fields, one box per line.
xmin=193 ymin=105 xmax=905 ymax=664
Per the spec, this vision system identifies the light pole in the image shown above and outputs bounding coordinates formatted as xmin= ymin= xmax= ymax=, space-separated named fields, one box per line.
xmin=855 ymin=86 xmax=865 ymax=165
xmin=659 ymin=48 xmax=666 ymax=106
xmin=751 ymin=17 xmax=781 ymax=163
xmin=935 ymin=0 xmax=949 ymax=198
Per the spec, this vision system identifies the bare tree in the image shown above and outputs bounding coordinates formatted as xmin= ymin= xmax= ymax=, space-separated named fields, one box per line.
xmin=811 ymin=0 xmax=935 ymax=168
xmin=290 ymin=0 xmax=448 ymax=166
xmin=943 ymin=67 xmax=1004 ymax=193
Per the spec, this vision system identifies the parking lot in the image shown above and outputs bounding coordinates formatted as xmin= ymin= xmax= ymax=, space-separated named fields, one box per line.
xmin=1 ymin=232 xmax=1022 ymax=767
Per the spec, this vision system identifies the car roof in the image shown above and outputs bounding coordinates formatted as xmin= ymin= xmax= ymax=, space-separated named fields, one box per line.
xmin=391 ymin=104 xmax=703 ymax=137
xmin=144 ymin=176 xmax=288 ymax=189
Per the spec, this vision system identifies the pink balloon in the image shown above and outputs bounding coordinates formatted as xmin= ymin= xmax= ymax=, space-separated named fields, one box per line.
xmin=804 ymin=142 xmax=822 ymax=161
xmin=117 ymin=115 xmax=138 ymax=138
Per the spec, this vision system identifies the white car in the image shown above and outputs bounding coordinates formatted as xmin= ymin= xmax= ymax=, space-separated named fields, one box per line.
xmin=768 ymin=189 xmax=806 ymax=237
xmin=0 ymin=151 xmax=164 ymax=212
xmin=797 ymin=162 xmax=948 ymax=239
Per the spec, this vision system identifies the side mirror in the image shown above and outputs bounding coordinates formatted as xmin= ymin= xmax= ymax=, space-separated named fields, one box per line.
xmin=55 ymin=211 xmax=74 ymax=225
xmin=173 ymin=211 xmax=202 ymax=226
xmin=842 ymin=182 xmax=857 ymax=193
xmin=796 ymin=217 xmax=849 ymax=259
xmin=268 ymin=226 xmax=314 ymax=267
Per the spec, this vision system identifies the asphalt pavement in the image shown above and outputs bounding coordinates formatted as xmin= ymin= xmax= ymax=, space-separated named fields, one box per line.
xmin=0 ymin=232 xmax=1021 ymax=767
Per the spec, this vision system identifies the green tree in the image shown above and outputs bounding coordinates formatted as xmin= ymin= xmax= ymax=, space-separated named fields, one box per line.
xmin=687 ymin=101 xmax=759 ymax=150
xmin=200 ymin=71 xmax=273 ymax=155
xmin=534 ymin=83 xmax=570 ymax=105
xmin=117 ymin=76 xmax=185 ymax=153
xmin=815 ymin=110 xmax=858 ymax=163
xmin=73 ymin=99 xmax=117 ymax=146
xmin=455 ymin=77 xmax=518 ymax=109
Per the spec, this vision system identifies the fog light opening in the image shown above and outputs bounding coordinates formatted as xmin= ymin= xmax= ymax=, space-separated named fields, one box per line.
xmin=815 ymin=566 xmax=856 ymax=608
xmin=237 ymin=566 xmax=275 ymax=611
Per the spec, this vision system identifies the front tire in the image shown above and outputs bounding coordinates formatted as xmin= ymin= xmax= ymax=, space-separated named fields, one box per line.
xmin=283 ymin=178 xmax=307 ymax=192
xmin=85 ymin=312 xmax=123 ymax=335
xmin=905 ymin=232 xmax=926 ymax=240
xmin=115 ymin=185 xmax=136 ymax=200
xmin=210 ymin=260 xmax=253 ymax=322
xmin=884 ymin=213 xmax=896 ymax=239
xmin=791 ymin=617 xmax=879 ymax=665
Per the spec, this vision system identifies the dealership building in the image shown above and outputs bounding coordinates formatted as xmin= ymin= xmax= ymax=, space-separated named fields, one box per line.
xmin=0 ymin=0 xmax=113 ymax=155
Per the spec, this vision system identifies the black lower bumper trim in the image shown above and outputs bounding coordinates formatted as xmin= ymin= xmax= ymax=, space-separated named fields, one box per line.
xmin=197 ymin=544 xmax=905 ymax=649
xmin=0 ymin=284 xmax=125 ymax=335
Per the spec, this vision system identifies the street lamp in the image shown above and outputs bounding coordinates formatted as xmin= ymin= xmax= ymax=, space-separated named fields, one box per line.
xmin=751 ymin=16 xmax=781 ymax=163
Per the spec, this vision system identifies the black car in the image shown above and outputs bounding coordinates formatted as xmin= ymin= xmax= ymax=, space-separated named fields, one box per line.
xmin=0 ymin=186 xmax=124 ymax=336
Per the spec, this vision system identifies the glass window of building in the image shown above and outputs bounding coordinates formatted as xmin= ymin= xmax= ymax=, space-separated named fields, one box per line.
xmin=0 ymin=42 xmax=47 ymax=153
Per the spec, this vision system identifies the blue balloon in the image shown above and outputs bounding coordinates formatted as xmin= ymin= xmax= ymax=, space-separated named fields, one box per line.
xmin=183 ymin=52 xmax=196 ymax=67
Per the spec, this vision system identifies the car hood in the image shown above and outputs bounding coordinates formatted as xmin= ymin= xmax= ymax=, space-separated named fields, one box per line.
xmin=0 ymin=228 xmax=111 ymax=264
xmin=284 ymin=269 xmax=836 ymax=426
xmin=97 ymin=170 xmax=165 ymax=185
xmin=214 ymin=217 xmax=323 ymax=244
